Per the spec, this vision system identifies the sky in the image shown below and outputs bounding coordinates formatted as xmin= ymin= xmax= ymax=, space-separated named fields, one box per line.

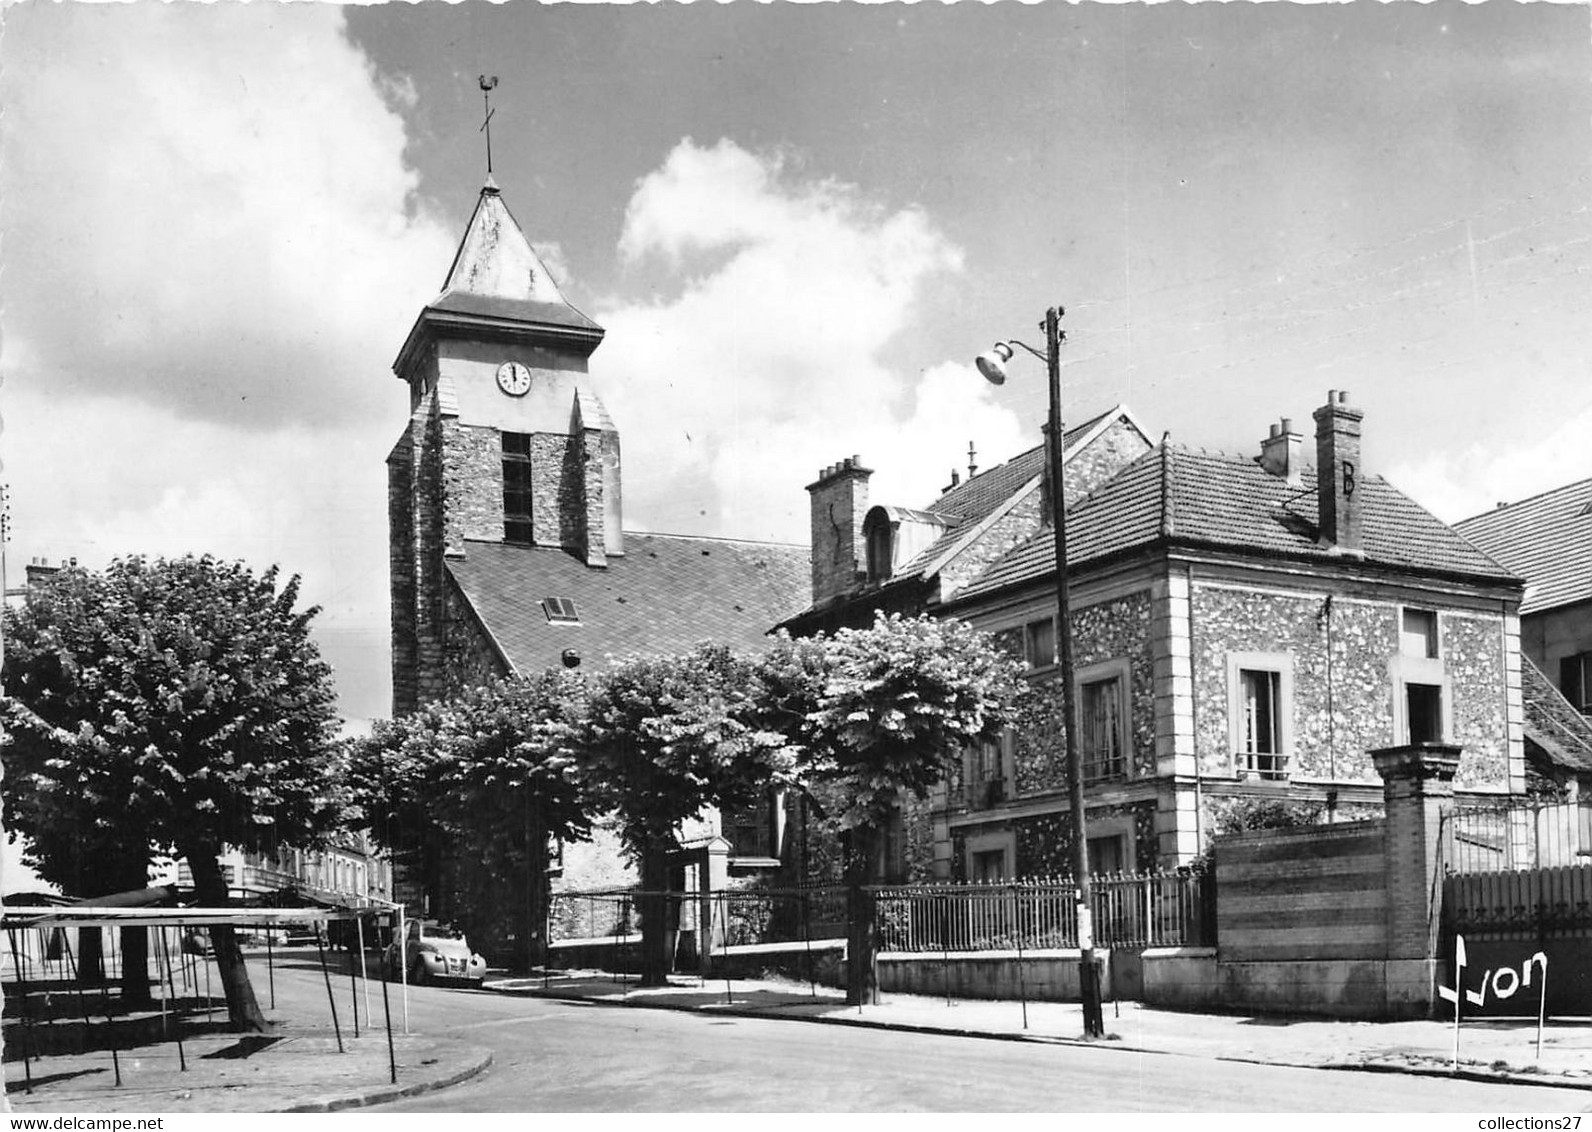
xmin=3 ymin=0 xmax=1590 ymax=734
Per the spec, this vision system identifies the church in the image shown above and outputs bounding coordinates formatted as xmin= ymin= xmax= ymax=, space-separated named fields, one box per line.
xmin=386 ymin=177 xmax=810 ymax=914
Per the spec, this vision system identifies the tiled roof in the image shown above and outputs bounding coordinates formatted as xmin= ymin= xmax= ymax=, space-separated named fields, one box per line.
xmin=446 ymin=534 xmax=809 ymax=674
xmin=1522 ymin=654 xmax=1592 ymax=774
xmin=1453 ymin=478 xmax=1592 ymax=616
xmin=889 ymin=409 xmax=1123 ymax=581
xmin=929 ymin=443 xmax=1046 ymax=523
xmin=952 ymin=445 xmax=1522 ymax=603
xmin=924 ymin=409 xmax=1113 ymax=523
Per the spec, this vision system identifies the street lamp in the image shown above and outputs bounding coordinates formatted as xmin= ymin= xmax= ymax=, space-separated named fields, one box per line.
xmin=975 ymin=305 xmax=1105 ymax=1039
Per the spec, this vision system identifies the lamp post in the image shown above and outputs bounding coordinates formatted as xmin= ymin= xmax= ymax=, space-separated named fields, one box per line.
xmin=975 ymin=305 xmax=1105 ymax=1039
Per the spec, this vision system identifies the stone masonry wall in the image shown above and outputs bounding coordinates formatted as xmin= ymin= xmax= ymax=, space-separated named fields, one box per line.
xmin=1189 ymin=585 xmax=1509 ymax=788
xmin=413 ymin=398 xmax=448 ymax=709
xmin=580 ymin=429 xmax=608 ymax=564
xmin=941 ymin=492 xmax=1042 ymax=598
xmin=388 ymin=430 xmax=418 ymax=716
xmin=441 ymin=419 xmax=504 ymax=551
xmin=947 ymin=800 xmax=1161 ymax=881
xmin=1442 ymin=611 xmax=1508 ymax=789
xmin=1064 ymin=417 xmax=1152 ymax=501
xmin=993 ymin=589 xmax=1156 ymax=796
xmin=442 ymin=580 xmax=508 ymax=700
xmin=530 ymin=431 xmax=584 ymax=552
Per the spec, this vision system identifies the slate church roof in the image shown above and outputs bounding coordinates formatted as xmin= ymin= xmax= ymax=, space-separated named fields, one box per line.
xmin=446 ymin=534 xmax=809 ymax=675
xmin=395 ymin=178 xmax=603 ymax=373
xmin=1454 ymin=477 xmax=1592 ymax=616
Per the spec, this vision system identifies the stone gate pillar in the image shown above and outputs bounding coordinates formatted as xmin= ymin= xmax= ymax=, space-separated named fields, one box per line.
xmin=1372 ymin=742 xmax=1460 ymax=1017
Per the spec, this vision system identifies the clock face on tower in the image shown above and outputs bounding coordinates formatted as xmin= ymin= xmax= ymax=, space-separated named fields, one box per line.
xmin=496 ymin=361 xmax=532 ymax=397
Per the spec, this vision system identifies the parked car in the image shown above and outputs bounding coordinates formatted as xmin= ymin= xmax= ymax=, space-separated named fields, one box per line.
xmin=384 ymin=919 xmax=486 ymax=988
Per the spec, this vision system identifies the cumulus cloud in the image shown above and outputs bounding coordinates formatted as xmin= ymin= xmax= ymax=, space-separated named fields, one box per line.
xmin=1 ymin=5 xmax=455 ymax=722
xmin=592 ymin=138 xmax=1025 ymax=543
xmin=1 ymin=3 xmax=454 ymax=429
xmin=1385 ymin=400 xmax=1592 ymax=524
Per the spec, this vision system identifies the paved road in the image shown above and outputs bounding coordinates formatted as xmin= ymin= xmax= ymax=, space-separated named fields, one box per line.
xmin=364 ymin=978 xmax=1592 ymax=1112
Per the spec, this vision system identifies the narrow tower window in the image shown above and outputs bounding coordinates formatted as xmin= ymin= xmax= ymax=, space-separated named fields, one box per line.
xmin=503 ymin=432 xmax=533 ymax=543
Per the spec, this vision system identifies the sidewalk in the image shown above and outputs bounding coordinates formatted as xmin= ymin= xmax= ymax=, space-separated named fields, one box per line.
xmin=490 ymin=970 xmax=1592 ymax=1091
xmin=6 ymin=969 xmax=1588 ymax=1111
xmin=3 ymin=1021 xmax=491 ymax=1113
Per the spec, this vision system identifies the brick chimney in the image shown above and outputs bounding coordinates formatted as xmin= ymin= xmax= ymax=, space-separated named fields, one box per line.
xmin=807 ymin=455 xmax=872 ymax=605
xmin=1257 ymin=418 xmax=1303 ymax=486
xmin=1313 ymin=390 xmax=1364 ymax=553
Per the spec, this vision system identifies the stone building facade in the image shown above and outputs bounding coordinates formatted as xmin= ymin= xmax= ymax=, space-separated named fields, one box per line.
xmin=782 ymin=393 xmax=1527 ymax=887
xmin=935 ymin=394 xmax=1526 ymax=880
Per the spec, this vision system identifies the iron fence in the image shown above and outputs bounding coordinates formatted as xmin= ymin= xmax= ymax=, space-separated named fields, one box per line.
xmin=873 ymin=872 xmax=1211 ymax=953
xmin=1447 ymin=797 xmax=1592 ymax=873
xmin=549 ymin=871 xmax=1212 ymax=962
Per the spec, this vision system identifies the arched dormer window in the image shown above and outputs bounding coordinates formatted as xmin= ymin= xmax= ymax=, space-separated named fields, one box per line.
xmin=864 ymin=506 xmax=895 ymax=583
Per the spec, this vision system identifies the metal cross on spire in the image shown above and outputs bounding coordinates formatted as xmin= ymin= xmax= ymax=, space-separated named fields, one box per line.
xmin=478 ymin=75 xmax=499 ymax=175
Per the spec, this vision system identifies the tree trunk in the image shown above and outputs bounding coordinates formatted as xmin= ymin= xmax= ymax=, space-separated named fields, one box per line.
xmin=184 ymin=850 xmax=268 ymax=1032
xmin=77 ymin=928 xmax=106 ymax=985
xmin=843 ymin=824 xmax=880 ymax=1007
xmin=637 ymin=846 xmax=672 ymax=988
xmin=521 ymin=815 xmax=550 ymax=974
xmin=119 ymin=927 xmax=154 ymax=1008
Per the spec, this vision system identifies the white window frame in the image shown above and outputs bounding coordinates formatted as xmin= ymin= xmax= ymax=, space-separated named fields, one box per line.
xmin=1389 ymin=653 xmax=1452 ymax=746
xmin=1226 ymin=651 xmax=1295 ymax=780
xmin=1399 ymin=606 xmax=1440 ymax=660
xmin=1075 ymin=658 xmax=1133 ymax=783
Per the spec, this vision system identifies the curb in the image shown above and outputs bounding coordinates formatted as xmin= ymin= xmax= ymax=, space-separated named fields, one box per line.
xmin=279 ymin=1046 xmax=495 ymax=1113
xmin=497 ymin=985 xmax=1592 ymax=1093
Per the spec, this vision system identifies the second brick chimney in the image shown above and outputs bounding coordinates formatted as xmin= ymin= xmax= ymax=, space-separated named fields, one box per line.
xmin=1258 ymin=418 xmax=1304 ymax=486
xmin=807 ymin=456 xmax=873 ymax=605
xmin=1313 ymin=390 xmax=1364 ymax=553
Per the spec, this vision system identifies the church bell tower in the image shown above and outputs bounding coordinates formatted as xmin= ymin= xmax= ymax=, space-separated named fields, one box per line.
xmin=387 ymin=177 xmax=623 ymax=715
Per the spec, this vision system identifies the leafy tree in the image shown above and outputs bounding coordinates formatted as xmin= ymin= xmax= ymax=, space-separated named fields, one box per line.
xmin=579 ymin=644 xmax=795 ymax=986
xmin=760 ymin=613 xmax=1026 ymax=1005
xmin=347 ymin=671 xmax=593 ymax=971
xmin=2 ymin=556 xmax=345 ymax=1031
xmin=1210 ymin=797 xmax=1324 ymax=837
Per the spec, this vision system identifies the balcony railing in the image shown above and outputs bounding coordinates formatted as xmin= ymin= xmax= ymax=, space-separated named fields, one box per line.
xmin=1239 ymin=751 xmax=1289 ymax=781
xmin=1082 ymin=751 xmax=1125 ymax=784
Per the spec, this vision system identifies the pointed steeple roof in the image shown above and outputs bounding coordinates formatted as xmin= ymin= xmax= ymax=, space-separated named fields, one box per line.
xmin=395 ymin=180 xmax=603 ymax=376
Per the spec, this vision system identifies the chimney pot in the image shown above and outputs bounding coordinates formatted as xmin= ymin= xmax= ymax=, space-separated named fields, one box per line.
xmin=1259 ymin=416 xmax=1303 ymax=485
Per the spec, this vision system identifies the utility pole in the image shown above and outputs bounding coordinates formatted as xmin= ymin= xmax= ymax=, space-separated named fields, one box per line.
xmin=976 ymin=307 xmax=1104 ymax=1038
xmin=1042 ymin=307 xmax=1104 ymax=1038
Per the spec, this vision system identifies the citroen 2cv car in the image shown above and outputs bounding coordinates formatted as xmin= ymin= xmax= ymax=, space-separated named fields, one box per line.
xmin=384 ymin=919 xmax=487 ymax=988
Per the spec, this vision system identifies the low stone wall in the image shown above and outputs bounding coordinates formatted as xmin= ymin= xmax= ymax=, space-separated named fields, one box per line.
xmin=709 ymin=940 xmax=845 ymax=986
xmin=1212 ymin=957 xmax=1439 ymax=1020
xmin=1140 ymin=947 xmax=1219 ymax=1009
xmin=877 ymin=950 xmax=1112 ymax=1002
